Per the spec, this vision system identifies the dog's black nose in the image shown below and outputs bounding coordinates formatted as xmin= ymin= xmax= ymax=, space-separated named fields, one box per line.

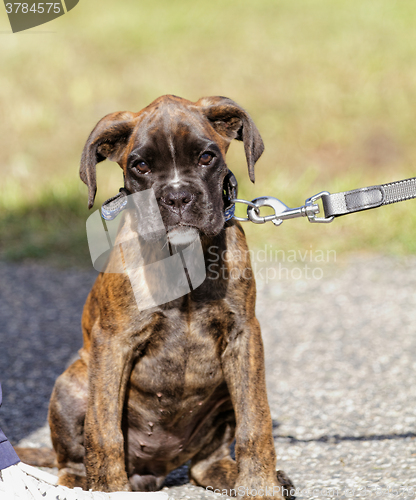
xmin=161 ymin=190 xmax=195 ymax=213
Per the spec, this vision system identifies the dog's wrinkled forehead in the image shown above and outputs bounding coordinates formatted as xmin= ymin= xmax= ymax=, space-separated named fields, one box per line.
xmin=129 ymin=98 xmax=228 ymax=163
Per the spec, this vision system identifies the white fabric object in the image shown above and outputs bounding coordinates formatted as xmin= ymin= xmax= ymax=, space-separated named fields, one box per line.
xmin=0 ymin=463 xmax=169 ymax=500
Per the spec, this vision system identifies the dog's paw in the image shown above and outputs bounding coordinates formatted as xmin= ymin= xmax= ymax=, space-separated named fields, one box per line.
xmin=276 ymin=470 xmax=296 ymax=500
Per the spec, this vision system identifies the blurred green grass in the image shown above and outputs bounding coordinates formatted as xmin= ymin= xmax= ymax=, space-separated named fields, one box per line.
xmin=1 ymin=0 xmax=416 ymax=266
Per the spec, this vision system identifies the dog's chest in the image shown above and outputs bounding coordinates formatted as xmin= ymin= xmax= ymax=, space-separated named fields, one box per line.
xmin=130 ymin=305 xmax=228 ymax=398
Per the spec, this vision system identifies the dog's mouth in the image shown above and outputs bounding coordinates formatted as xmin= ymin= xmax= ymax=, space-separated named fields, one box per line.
xmin=167 ymin=225 xmax=199 ymax=246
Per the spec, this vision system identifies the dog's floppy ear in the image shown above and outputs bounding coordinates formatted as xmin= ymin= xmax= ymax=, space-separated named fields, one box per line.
xmin=80 ymin=112 xmax=136 ymax=208
xmin=197 ymin=96 xmax=264 ymax=182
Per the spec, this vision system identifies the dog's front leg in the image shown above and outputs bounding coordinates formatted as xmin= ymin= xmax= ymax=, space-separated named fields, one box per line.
xmin=222 ymin=317 xmax=286 ymax=500
xmin=83 ymin=324 xmax=134 ymax=492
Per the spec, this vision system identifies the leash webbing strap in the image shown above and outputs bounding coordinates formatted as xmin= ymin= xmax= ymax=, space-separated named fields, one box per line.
xmin=321 ymin=177 xmax=416 ymax=218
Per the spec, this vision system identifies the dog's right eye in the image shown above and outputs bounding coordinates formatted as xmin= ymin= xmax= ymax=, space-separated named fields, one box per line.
xmin=198 ymin=152 xmax=215 ymax=166
xmin=132 ymin=161 xmax=151 ymax=175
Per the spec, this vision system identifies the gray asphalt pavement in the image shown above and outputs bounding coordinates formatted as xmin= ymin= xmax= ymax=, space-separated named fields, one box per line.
xmin=1 ymin=255 xmax=416 ymax=499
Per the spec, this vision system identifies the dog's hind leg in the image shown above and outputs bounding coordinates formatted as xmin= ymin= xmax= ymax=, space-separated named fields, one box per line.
xmin=189 ymin=422 xmax=237 ymax=495
xmin=48 ymin=358 xmax=88 ymax=489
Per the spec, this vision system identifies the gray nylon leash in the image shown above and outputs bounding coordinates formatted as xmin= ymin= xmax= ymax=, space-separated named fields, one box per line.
xmin=230 ymin=176 xmax=416 ymax=226
xmin=321 ymin=177 xmax=416 ymax=219
xmin=99 ymin=173 xmax=416 ymax=226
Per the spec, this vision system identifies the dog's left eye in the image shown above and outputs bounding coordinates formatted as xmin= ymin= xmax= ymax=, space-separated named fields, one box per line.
xmin=198 ymin=152 xmax=215 ymax=166
xmin=132 ymin=161 xmax=151 ymax=175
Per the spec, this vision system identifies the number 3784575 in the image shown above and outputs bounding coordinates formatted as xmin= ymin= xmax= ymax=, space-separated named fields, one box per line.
xmin=5 ymin=3 xmax=62 ymax=14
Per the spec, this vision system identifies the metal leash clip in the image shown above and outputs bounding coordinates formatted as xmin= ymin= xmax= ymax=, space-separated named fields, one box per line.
xmin=232 ymin=191 xmax=334 ymax=226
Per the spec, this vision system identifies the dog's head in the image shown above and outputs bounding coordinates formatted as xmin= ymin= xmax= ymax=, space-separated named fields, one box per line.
xmin=80 ymin=95 xmax=264 ymax=244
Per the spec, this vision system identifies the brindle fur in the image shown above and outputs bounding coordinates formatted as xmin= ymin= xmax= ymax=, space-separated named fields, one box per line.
xmin=47 ymin=96 xmax=293 ymax=498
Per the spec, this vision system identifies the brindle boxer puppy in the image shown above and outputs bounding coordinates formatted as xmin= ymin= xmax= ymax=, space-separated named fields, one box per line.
xmin=48 ymin=95 xmax=293 ymax=498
